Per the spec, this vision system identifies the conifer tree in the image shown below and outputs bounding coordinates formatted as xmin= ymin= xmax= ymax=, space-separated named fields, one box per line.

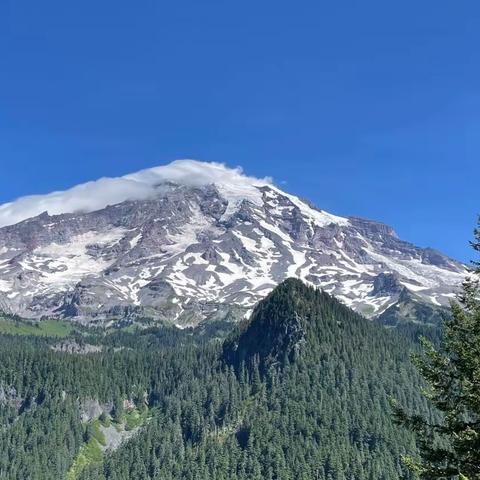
xmin=393 ymin=218 xmax=480 ymax=479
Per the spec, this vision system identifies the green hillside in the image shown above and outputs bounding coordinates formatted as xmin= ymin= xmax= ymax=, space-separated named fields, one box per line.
xmin=0 ymin=280 xmax=432 ymax=479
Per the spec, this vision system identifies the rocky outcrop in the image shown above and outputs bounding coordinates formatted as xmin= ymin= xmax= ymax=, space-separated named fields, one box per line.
xmin=0 ymin=175 xmax=465 ymax=326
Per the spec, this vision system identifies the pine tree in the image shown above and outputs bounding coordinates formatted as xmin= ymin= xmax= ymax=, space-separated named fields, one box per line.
xmin=393 ymin=218 xmax=480 ymax=479
xmin=112 ymin=395 xmax=125 ymax=423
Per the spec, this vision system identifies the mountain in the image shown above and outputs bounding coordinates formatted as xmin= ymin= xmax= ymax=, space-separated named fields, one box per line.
xmin=0 ymin=160 xmax=465 ymax=326
xmin=0 ymin=278 xmax=428 ymax=479
xmin=86 ymin=279 xmax=427 ymax=480
xmin=223 ymin=278 xmax=310 ymax=368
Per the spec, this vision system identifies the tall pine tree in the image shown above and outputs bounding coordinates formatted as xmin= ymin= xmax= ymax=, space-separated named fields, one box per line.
xmin=393 ymin=217 xmax=480 ymax=479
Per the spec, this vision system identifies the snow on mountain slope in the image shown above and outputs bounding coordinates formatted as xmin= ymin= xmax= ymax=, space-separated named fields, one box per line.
xmin=0 ymin=160 xmax=270 ymax=228
xmin=0 ymin=160 xmax=466 ymax=326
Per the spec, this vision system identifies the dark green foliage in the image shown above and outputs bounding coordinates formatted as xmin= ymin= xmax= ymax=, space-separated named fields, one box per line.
xmin=0 ymin=278 xmax=434 ymax=479
xmin=223 ymin=278 xmax=309 ymax=369
xmin=0 ymin=395 xmax=83 ymax=479
xmin=112 ymin=395 xmax=125 ymax=423
xmin=394 ymin=220 xmax=480 ymax=479
xmin=80 ymin=279 xmax=429 ymax=479
xmin=0 ymin=333 xmax=216 ymax=479
xmin=472 ymin=216 xmax=480 ymax=264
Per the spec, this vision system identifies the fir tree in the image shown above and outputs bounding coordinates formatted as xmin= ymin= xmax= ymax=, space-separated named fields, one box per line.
xmin=393 ymin=218 xmax=480 ymax=479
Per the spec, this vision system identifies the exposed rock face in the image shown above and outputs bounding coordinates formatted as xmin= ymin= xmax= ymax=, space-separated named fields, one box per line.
xmin=79 ymin=399 xmax=113 ymax=422
xmin=377 ymin=288 xmax=450 ymax=327
xmin=0 ymin=163 xmax=465 ymax=326
xmin=99 ymin=423 xmax=141 ymax=452
xmin=51 ymin=341 xmax=103 ymax=354
xmin=0 ymin=385 xmax=23 ymax=409
xmin=370 ymin=273 xmax=403 ymax=297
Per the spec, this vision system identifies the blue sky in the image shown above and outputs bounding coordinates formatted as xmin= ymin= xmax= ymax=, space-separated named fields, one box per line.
xmin=0 ymin=0 xmax=478 ymax=262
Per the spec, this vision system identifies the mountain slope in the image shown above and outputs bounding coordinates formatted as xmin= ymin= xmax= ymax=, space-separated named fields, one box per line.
xmin=223 ymin=278 xmax=309 ymax=368
xmin=75 ymin=278 xmax=429 ymax=479
xmin=0 ymin=160 xmax=465 ymax=325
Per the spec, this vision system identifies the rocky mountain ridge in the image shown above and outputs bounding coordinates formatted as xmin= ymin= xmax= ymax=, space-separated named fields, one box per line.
xmin=0 ymin=161 xmax=465 ymax=326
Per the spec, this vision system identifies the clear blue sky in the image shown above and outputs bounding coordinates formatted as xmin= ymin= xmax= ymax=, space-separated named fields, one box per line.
xmin=0 ymin=1 xmax=478 ymax=262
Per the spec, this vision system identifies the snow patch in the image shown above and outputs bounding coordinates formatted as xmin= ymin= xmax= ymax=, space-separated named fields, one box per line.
xmin=30 ymin=229 xmax=127 ymax=290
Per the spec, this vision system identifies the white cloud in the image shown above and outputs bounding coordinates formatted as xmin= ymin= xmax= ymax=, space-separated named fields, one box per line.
xmin=0 ymin=160 xmax=272 ymax=228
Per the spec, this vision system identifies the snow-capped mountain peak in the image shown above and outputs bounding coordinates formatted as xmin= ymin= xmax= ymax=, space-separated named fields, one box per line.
xmin=0 ymin=160 xmax=271 ymax=228
xmin=0 ymin=160 xmax=466 ymax=326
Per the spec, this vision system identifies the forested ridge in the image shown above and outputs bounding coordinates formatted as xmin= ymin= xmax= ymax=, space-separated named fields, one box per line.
xmin=0 ymin=279 xmax=435 ymax=479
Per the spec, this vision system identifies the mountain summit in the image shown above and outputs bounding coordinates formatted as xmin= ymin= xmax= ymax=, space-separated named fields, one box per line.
xmin=0 ymin=160 xmax=465 ymax=325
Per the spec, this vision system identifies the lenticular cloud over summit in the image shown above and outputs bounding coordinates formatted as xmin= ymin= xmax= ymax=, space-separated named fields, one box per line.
xmin=0 ymin=160 xmax=272 ymax=228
